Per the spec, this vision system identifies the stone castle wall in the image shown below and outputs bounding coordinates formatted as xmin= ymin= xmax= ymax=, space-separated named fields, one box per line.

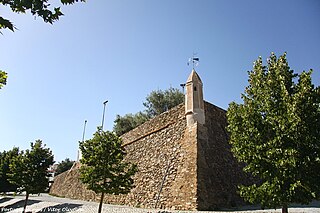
xmin=50 ymin=102 xmax=251 ymax=210
xmin=196 ymin=102 xmax=252 ymax=210
xmin=50 ymin=104 xmax=199 ymax=210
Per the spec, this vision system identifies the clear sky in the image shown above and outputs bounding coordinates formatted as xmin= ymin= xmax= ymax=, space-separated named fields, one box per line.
xmin=1 ymin=0 xmax=319 ymax=162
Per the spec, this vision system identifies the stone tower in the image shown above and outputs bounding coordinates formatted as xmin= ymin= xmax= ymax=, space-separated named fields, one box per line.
xmin=185 ymin=69 xmax=205 ymax=126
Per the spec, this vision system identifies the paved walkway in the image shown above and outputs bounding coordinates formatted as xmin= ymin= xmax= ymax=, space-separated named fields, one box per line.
xmin=0 ymin=194 xmax=319 ymax=213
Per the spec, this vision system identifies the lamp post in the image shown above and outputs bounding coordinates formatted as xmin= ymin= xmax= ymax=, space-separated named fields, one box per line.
xmin=101 ymin=100 xmax=108 ymax=131
xmin=77 ymin=120 xmax=87 ymax=162
xmin=98 ymin=100 xmax=108 ymax=213
xmin=180 ymin=83 xmax=186 ymax=93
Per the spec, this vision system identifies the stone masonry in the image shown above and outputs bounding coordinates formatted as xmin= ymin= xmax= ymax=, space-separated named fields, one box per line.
xmin=50 ymin=70 xmax=252 ymax=210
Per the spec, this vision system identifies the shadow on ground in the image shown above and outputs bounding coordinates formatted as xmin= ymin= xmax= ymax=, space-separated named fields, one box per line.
xmin=289 ymin=200 xmax=320 ymax=208
xmin=0 ymin=197 xmax=13 ymax=204
xmin=37 ymin=203 xmax=83 ymax=213
xmin=214 ymin=200 xmax=320 ymax=212
xmin=0 ymin=199 xmax=41 ymax=210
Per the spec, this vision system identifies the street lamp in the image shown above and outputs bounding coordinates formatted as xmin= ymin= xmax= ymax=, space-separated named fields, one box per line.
xmin=180 ymin=83 xmax=186 ymax=94
xmin=77 ymin=120 xmax=87 ymax=162
xmin=101 ymin=100 xmax=108 ymax=130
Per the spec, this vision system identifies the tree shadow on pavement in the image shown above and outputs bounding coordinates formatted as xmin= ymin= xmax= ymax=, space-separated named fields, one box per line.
xmin=215 ymin=200 xmax=320 ymax=212
xmin=0 ymin=197 xmax=13 ymax=204
xmin=1 ymin=199 xmax=41 ymax=209
xmin=37 ymin=203 xmax=83 ymax=213
xmin=289 ymin=200 xmax=320 ymax=208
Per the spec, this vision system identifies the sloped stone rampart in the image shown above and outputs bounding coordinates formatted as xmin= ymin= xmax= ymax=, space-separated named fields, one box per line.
xmin=50 ymin=104 xmax=199 ymax=210
xmin=120 ymin=103 xmax=185 ymax=146
xmin=196 ymin=102 xmax=253 ymax=210
xmin=49 ymin=169 xmax=97 ymax=201
xmin=50 ymin=102 xmax=253 ymax=210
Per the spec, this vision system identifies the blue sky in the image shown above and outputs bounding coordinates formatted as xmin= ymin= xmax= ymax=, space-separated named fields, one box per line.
xmin=1 ymin=0 xmax=319 ymax=162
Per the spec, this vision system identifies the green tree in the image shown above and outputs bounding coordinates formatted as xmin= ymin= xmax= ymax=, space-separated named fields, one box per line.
xmin=113 ymin=112 xmax=149 ymax=136
xmin=113 ymin=87 xmax=184 ymax=135
xmin=79 ymin=127 xmax=137 ymax=213
xmin=143 ymin=87 xmax=184 ymax=117
xmin=0 ymin=147 xmax=20 ymax=193
xmin=0 ymin=0 xmax=85 ymax=33
xmin=8 ymin=140 xmax=54 ymax=213
xmin=0 ymin=70 xmax=7 ymax=89
xmin=227 ymin=53 xmax=320 ymax=213
xmin=55 ymin=158 xmax=75 ymax=176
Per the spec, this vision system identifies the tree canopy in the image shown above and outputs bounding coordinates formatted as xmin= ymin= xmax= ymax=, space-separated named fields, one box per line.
xmin=113 ymin=87 xmax=184 ymax=135
xmin=79 ymin=128 xmax=137 ymax=213
xmin=0 ymin=0 xmax=85 ymax=33
xmin=0 ymin=147 xmax=20 ymax=193
xmin=113 ymin=112 xmax=150 ymax=136
xmin=227 ymin=53 xmax=320 ymax=213
xmin=0 ymin=70 xmax=7 ymax=89
xmin=8 ymin=140 xmax=54 ymax=213
xmin=143 ymin=87 xmax=184 ymax=117
xmin=55 ymin=158 xmax=74 ymax=176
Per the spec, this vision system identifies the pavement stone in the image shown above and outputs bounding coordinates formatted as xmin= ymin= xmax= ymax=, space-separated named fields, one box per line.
xmin=1 ymin=194 xmax=319 ymax=213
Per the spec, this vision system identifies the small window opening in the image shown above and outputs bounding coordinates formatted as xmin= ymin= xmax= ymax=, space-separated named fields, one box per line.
xmin=194 ymin=86 xmax=197 ymax=91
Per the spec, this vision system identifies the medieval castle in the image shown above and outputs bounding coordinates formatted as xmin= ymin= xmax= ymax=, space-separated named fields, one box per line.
xmin=50 ymin=69 xmax=252 ymax=211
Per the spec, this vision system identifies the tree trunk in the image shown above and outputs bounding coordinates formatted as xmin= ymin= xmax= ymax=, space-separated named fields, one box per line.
xmin=23 ymin=191 xmax=29 ymax=213
xmin=282 ymin=204 xmax=288 ymax=213
xmin=98 ymin=192 xmax=105 ymax=213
